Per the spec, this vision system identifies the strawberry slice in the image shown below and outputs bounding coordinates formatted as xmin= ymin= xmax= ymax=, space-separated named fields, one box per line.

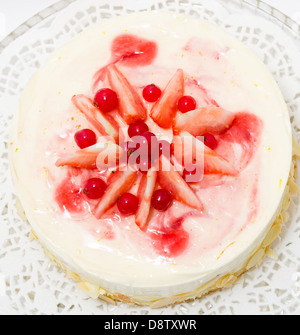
xmin=158 ymin=155 xmax=204 ymax=211
xmin=135 ymin=169 xmax=157 ymax=230
xmin=56 ymin=150 xmax=99 ymax=169
xmin=150 ymin=69 xmax=184 ymax=129
xmin=106 ymin=64 xmax=147 ymax=124
xmin=173 ymin=105 xmax=235 ymax=136
xmin=56 ymin=142 xmax=121 ymax=170
xmin=72 ymin=95 xmax=119 ymax=141
xmin=173 ymin=131 xmax=238 ymax=175
xmin=94 ymin=169 xmax=137 ymax=219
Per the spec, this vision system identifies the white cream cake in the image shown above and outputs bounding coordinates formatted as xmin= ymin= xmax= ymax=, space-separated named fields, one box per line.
xmin=9 ymin=12 xmax=296 ymax=307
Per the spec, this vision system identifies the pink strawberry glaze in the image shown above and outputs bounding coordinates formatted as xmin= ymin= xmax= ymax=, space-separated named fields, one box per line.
xmin=55 ymin=167 xmax=108 ymax=214
xmin=55 ymin=177 xmax=85 ymax=213
xmin=217 ymin=112 xmax=263 ymax=171
xmin=111 ymin=34 xmax=158 ymax=67
xmin=54 ymin=168 xmax=116 ymax=240
xmin=148 ymin=211 xmax=201 ymax=258
xmin=93 ymin=34 xmax=158 ymax=89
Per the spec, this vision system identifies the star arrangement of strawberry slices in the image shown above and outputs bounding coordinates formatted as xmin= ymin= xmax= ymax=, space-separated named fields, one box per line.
xmin=56 ymin=63 xmax=238 ymax=230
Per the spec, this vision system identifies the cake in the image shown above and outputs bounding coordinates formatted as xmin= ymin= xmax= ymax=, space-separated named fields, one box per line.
xmin=9 ymin=12 xmax=298 ymax=308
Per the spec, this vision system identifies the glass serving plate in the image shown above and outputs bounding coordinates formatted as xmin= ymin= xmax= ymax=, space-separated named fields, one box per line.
xmin=0 ymin=0 xmax=300 ymax=315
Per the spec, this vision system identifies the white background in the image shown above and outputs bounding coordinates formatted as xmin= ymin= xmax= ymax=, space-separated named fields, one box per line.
xmin=0 ymin=0 xmax=300 ymax=41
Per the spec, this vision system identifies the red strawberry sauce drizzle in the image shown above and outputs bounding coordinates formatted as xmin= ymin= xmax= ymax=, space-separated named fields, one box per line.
xmin=55 ymin=168 xmax=106 ymax=214
xmin=93 ymin=34 xmax=158 ymax=89
xmin=55 ymin=177 xmax=85 ymax=213
xmin=220 ymin=112 xmax=262 ymax=146
xmin=217 ymin=112 xmax=263 ymax=171
xmin=148 ymin=211 xmax=202 ymax=258
xmin=111 ymin=34 xmax=158 ymax=67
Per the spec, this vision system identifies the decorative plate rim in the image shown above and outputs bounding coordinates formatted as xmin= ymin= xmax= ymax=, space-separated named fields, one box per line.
xmin=0 ymin=0 xmax=299 ymax=54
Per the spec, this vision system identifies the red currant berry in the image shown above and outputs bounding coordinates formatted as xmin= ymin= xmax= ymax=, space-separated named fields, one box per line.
xmin=182 ymin=164 xmax=203 ymax=183
xmin=203 ymin=133 xmax=218 ymax=150
xmin=74 ymin=129 xmax=97 ymax=149
xmin=117 ymin=193 xmax=139 ymax=215
xmin=94 ymin=88 xmax=118 ymax=113
xmin=178 ymin=95 xmax=197 ymax=113
xmin=83 ymin=178 xmax=107 ymax=199
xmin=128 ymin=120 xmax=149 ymax=138
xmin=151 ymin=189 xmax=172 ymax=212
xmin=143 ymin=84 xmax=162 ymax=102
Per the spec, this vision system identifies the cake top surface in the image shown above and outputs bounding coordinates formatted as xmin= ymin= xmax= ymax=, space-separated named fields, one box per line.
xmin=10 ymin=12 xmax=292 ymax=291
